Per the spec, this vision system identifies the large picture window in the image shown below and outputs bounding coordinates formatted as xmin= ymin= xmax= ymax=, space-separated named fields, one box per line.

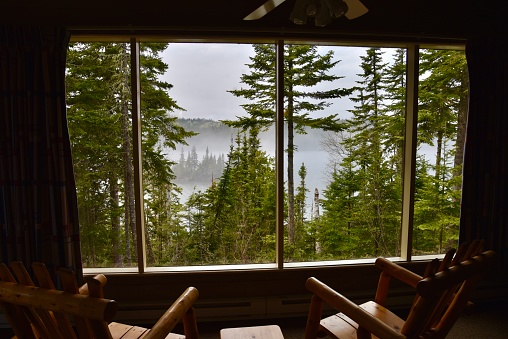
xmin=66 ymin=39 xmax=467 ymax=271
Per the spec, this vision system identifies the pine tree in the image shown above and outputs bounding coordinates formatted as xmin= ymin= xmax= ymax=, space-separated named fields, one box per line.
xmin=192 ymin=128 xmax=277 ymax=264
xmin=412 ymin=49 xmax=467 ymax=252
xmin=66 ymin=42 xmax=194 ymax=267
xmin=320 ymin=159 xmax=363 ymax=258
xmin=340 ymin=47 xmax=400 ymax=257
xmin=224 ymin=44 xmax=352 ymax=248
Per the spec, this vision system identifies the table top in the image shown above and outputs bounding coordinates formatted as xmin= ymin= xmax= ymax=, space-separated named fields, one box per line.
xmin=220 ymin=324 xmax=284 ymax=339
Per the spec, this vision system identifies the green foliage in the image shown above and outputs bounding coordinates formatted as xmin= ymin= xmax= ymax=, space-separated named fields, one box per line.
xmin=317 ymin=48 xmax=465 ymax=259
xmin=67 ymin=42 xmax=194 ymax=267
xmin=68 ymin=44 xmax=466 ymax=267
xmin=224 ymin=43 xmax=353 ymax=248
xmin=184 ymin=128 xmax=277 ymax=264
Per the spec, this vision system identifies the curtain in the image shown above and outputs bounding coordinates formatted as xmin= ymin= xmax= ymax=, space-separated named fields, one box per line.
xmin=461 ymin=36 xmax=508 ymax=267
xmin=0 ymin=26 xmax=82 ymax=282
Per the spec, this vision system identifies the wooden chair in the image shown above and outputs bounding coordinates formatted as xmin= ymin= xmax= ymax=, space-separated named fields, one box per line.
xmin=0 ymin=262 xmax=199 ymax=339
xmin=304 ymin=243 xmax=497 ymax=339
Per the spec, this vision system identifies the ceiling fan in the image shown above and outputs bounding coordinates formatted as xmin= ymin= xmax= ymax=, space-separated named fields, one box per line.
xmin=244 ymin=0 xmax=369 ymax=27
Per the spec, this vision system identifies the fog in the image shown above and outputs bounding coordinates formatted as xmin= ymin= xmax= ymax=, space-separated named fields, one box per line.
xmin=168 ymin=125 xmax=332 ymax=215
xmin=159 ymin=43 xmax=437 ymax=215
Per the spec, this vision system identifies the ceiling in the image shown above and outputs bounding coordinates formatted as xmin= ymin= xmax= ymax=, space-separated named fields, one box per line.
xmin=1 ymin=0 xmax=502 ymax=40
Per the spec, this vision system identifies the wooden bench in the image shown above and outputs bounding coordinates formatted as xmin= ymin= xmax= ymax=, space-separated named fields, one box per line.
xmin=0 ymin=262 xmax=199 ymax=339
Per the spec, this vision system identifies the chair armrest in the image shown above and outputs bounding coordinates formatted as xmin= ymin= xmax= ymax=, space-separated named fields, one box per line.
xmin=375 ymin=258 xmax=422 ymax=288
xmin=144 ymin=286 xmax=200 ymax=339
xmin=306 ymin=277 xmax=406 ymax=339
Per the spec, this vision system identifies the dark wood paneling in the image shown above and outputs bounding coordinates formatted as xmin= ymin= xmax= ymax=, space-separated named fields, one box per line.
xmin=99 ymin=262 xmax=424 ymax=312
xmin=1 ymin=0 xmax=503 ymax=39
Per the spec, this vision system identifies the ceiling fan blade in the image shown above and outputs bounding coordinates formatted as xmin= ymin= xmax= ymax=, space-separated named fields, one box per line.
xmin=344 ymin=0 xmax=368 ymax=19
xmin=244 ymin=0 xmax=287 ymax=20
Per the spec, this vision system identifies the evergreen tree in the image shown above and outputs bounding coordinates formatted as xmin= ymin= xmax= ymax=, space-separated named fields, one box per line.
xmin=412 ymin=49 xmax=467 ymax=252
xmin=191 ymin=128 xmax=277 ymax=264
xmin=66 ymin=42 xmax=194 ymax=267
xmin=338 ymin=48 xmax=400 ymax=257
xmin=320 ymin=158 xmax=363 ymax=258
xmin=224 ymin=44 xmax=352 ymax=249
xmin=295 ymin=163 xmax=309 ymax=231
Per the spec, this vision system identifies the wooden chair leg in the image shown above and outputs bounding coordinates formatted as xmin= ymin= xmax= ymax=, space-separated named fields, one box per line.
xmin=305 ymin=294 xmax=324 ymax=339
xmin=183 ymin=307 xmax=199 ymax=339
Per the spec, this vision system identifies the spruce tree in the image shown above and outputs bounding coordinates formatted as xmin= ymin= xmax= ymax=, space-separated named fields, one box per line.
xmin=66 ymin=42 xmax=194 ymax=267
xmin=194 ymin=128 xmax=276 ymax=264
xmin=412 ymin=49 xmax=467 ymax=252
xmin=340 ymin=47 xmax=400 ymax=256
xmin=224 ymin=44 xmax=352 ymax=249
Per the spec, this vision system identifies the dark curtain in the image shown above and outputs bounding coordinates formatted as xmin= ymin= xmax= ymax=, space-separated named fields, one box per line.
xmin=0 ymin=26 xmax=82 ymax=282
xmin=461 ymin=36 xmax=508 ymax=266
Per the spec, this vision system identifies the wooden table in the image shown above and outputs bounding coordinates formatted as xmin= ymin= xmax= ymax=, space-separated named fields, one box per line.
xmin=220 ymin=325 xmax=284 ymax=339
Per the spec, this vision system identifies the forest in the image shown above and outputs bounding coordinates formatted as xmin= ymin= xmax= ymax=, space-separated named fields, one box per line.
xmin=65 ymin=42 xmax=467 ymax=267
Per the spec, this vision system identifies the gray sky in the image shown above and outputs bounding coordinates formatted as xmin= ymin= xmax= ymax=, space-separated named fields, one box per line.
xmin=161 ymin=43 xmax=253 ymax=121
xmin=161 ymin=43 xmax=371 ymax=121
xmin=159 ymin=43 xmax=374 ymax=204
xmin=157 ymin=44 xmax=439 ymax=208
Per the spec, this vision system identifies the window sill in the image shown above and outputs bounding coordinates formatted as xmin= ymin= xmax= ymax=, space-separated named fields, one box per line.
xmin=83 ymin=254 xmax=445 ymax=275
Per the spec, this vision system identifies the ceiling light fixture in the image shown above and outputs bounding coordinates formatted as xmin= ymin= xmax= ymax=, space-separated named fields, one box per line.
xmin=243 ymin=0 xmax=368 ymax=26
xmin=289 ymin=0 xmax=349 ymax=26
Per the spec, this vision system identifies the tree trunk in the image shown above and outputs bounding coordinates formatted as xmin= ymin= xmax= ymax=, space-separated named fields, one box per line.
xmin=453 ymin=77 xmax=469 ymax=192
xmin=145 ymin=222 xmax=154 ymax=264
xmin=111 ymin=179 xmax=123 ymax=267
xmin=120 ymin=43 xmax=137 ymax=264
xmin=122 ymin=100 xmax=133 ymax=264
xmin=287 ymin=104 xmax=295 ymax=245
xmin=314 ymin=188 xmax=321 ymax=254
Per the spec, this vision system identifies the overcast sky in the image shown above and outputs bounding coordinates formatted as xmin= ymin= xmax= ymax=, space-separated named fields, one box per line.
xmin=160 ymin=43 xmax=373 ymax=121
xmin=156 ymin=43 xmax=434 ymax=206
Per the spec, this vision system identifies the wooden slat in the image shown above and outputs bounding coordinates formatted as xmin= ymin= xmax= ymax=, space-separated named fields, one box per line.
xmin=32 ymin=262 xmax=56 ymax=288
xmin=60 ymin=267 xmax=94 ymax=338
xmin=360 ymin=301 xmax=405 ymax=334
xmin=438 ymin=249 xmax=456 ymax=272
xmin=109 ymin=322 xmax=151 ymax=338
xmin=320 ymin=313 xmax=358 ymax=339
xmin=319 ymin=301 xmax=406 ymax=339
xmin=9 ymin=262 xmax=35 ymax=286
xmin=0 ymin=264 xmax=36 ymax=339
xmin=9 ymin=262 xmax=59 ymax=339
xmin=109 ymin=322 xmax=133 ymax=336
xmin=86 ymin=278 xmax=114 ymax=339
xmin=32 ymin=263 xmax=77 ymax=339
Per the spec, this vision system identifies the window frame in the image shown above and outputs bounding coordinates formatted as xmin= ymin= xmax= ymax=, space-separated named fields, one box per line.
xmin=70 ymin=34 xmax=466 ymax=275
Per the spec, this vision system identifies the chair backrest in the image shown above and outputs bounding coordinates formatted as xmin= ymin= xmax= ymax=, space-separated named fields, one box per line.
xmin=0 ymin=261 xmax=115 ymax=339
xmin=1 ymin=262 xmax=200 ymax=339
xmin=401 ymin=249 xmax=497 ymax=338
